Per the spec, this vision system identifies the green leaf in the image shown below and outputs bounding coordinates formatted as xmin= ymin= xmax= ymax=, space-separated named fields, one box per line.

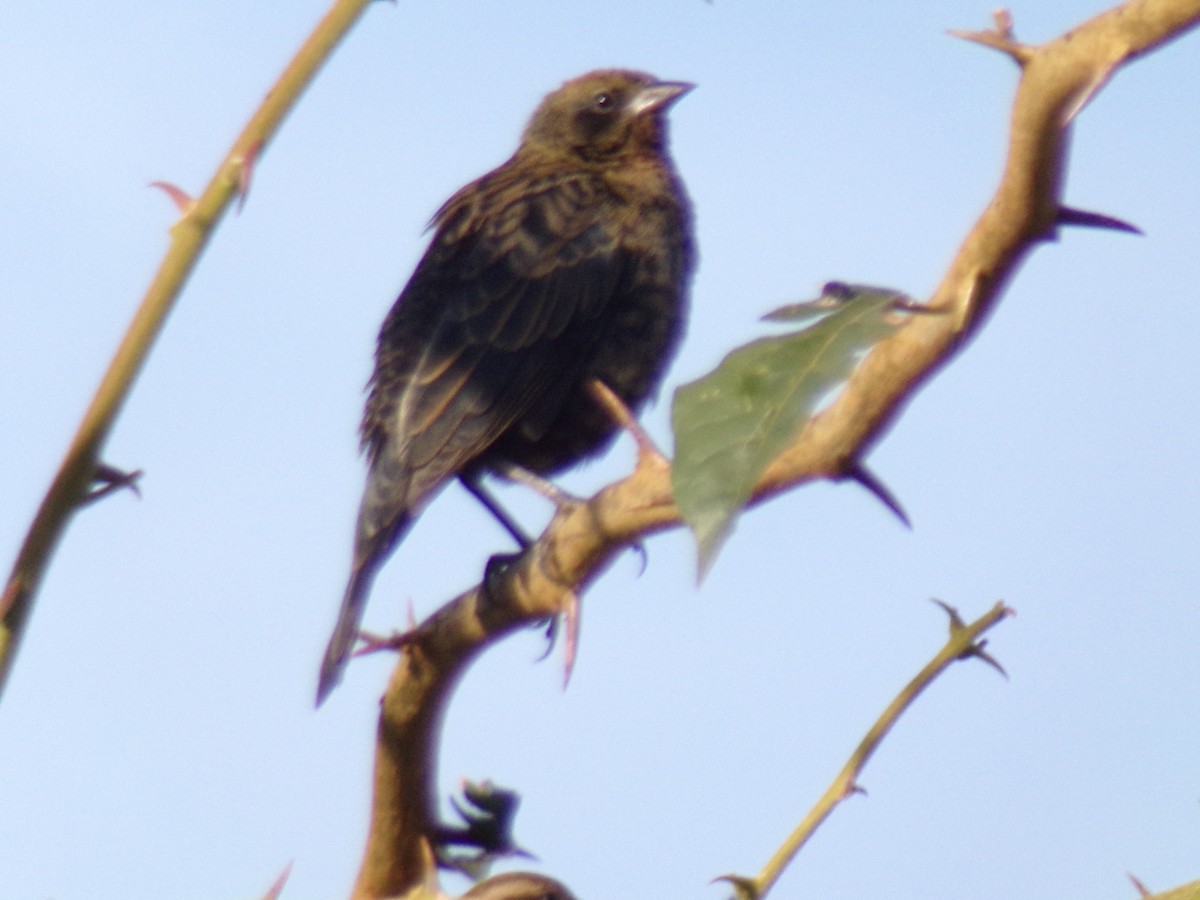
xmin=671 ymin=282 xmax=911 ymax=579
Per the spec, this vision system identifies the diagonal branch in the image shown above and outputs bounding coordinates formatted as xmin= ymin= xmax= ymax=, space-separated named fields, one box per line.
xmin=721 ymin=601 xmax=1012 ymax=900
xmin=352 ymin=1 xmax=1200 ymax=897
xmin=0 ymin=0 xmax=376 ymax=701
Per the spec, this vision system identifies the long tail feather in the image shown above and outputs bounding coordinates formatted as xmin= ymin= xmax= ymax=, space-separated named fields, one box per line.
xmin=316 ymin=560 xmax=380 ymax=707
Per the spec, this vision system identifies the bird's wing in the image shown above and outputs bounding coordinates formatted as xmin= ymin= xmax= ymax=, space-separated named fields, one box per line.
xmin=359 ymin=171 xmax=627 ymax=540
xmin=320 ymin=174 xmax=624 ymax=705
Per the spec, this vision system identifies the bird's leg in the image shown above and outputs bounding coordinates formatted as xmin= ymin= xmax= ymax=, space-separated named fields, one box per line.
xmin=490 ymin=462 xmax=583 ymax=510
xmin=459 ymin=473 xmax=537 ymax=632
xmin=465 ymin=466 xmax=585 ymax=682
xmin=588 ymin=378 xmax=667 ymax=466
xmin=460 ymin=471 xmax=533 ymax=548
xmin=500 ymin=465 xmax=591 ymax=685
xmin=587 ymin=379 xmax=654 ymax=572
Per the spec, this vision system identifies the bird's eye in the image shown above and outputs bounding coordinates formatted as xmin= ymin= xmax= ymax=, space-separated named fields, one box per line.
xmin=591 ymin=91 xmax=615 ymax=112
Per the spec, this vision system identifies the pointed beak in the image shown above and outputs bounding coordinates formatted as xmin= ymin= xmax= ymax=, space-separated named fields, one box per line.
xmin=627 ymin=80 xmax=695 ymax=117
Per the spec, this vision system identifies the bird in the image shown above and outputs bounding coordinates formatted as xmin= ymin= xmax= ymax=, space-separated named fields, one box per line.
xmin=317 ymin=69 xmax=695 ymax=705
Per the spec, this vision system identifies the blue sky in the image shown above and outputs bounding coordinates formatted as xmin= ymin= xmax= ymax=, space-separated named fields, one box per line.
xmin=2 ymin=2 xmax=1198 ymax=898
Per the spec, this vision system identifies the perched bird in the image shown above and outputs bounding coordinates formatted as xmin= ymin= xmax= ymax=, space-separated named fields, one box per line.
xmin=317 ymin=69 xmax=695 ymax=705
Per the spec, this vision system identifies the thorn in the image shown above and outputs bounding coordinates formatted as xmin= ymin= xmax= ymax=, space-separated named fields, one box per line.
xmin=949 ymin=10 xmax=1033 ymax=66
xmin=969 ymin=639 xmax=1010 ymax=680
xmin=932 ymin=599 xmax=1010 ymax=679
xmin=260 ymin=862 xmax=293 ymax=900
xmin=847 ymin=781 xmax=868 ymax=798
xmin=932 ymin=597 xmax=967 ymax=631
xmin=844 ymin=461 xmax=911 ymax=529
xmin=629 ymin=540 xmax=649 ymax=576
xmin=530 ymin=590 xmax=582 ymax=690
xmin=81 ymin=463 xmax=143 ymax=507
xmin=352 ymin=627 xmax=416 ymax=659
xmin=559 ymin=589 xmax=581 ymax=689
xmin=991 ymin=8 xmax=1014 ymax=38
xmin=406 ymin=598 xmax=417 ymax=631
xmin=1127 ymin=873 xmax=1152 ymax=898
xmin=712 ymin=874 xmax=759 ymax=900
xmin=1057 ymin=206 xmax=1143 ymax=235
xmin=589 ymin=378 xmax=668 ymax=467
xmin=236 ymin=140 xmax=262 ymax=213
xmin=148 ymin=180 xmax=194 ymax=214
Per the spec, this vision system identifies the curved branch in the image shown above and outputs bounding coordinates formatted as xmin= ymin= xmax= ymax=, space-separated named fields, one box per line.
xmin=354 ymin=1 xmax=1200 ymax=896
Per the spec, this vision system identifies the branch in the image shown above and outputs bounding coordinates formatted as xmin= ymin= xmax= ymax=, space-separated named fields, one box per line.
xmin=348 ymin=1 xmax=1200 ymax=895
xmin=0 ymin=0 xmax=375 ymax=701
xmin=719 ymin=601 xmax=1012 ymax=900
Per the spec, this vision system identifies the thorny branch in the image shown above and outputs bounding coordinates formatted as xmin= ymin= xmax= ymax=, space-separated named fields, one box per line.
xmin=352 ymin=2 xmax=1200 ymax=897
xmin=0 ymin=0 xmax=377 ymax=699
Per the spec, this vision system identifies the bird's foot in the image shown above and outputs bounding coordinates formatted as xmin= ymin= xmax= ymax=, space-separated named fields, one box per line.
xmin=461 ymin=473 xmax=534 ymax=548
xmin=494 ymin=463 xmax=583 ymax=510
xmin=482 ymin=551 xmax=525 ymax=603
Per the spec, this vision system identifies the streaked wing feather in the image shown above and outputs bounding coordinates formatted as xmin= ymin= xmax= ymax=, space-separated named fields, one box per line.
xmin=361 ymin=171 xmax=624 ymax=524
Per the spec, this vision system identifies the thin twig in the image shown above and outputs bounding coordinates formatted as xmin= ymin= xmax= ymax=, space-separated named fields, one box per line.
xmin=720 ymin=602 xmax=1012 ymax=900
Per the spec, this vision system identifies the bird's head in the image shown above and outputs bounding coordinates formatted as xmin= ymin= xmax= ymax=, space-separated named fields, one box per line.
xmin=521 ymin=69 xmax=693 ymax=162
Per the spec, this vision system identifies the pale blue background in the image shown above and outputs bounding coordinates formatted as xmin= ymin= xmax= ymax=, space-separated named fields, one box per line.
xmin=2 ymin=2 xmax=1198 ymax=898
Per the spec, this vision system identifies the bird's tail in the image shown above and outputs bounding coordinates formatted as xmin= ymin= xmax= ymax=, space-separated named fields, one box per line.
xmin=316 ymin=560 xmax=379 ymax=707
xmin=317 ymin=460 xmax=427 ymax=706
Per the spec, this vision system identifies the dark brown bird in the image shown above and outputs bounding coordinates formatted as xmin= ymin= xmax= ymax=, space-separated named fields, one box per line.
xmin=317 ymin=69 xmax=695 ymax=705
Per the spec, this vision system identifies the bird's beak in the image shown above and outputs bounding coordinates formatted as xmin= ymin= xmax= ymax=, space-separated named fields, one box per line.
xmin=627 ymin=80 xmax=695 ymax=117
